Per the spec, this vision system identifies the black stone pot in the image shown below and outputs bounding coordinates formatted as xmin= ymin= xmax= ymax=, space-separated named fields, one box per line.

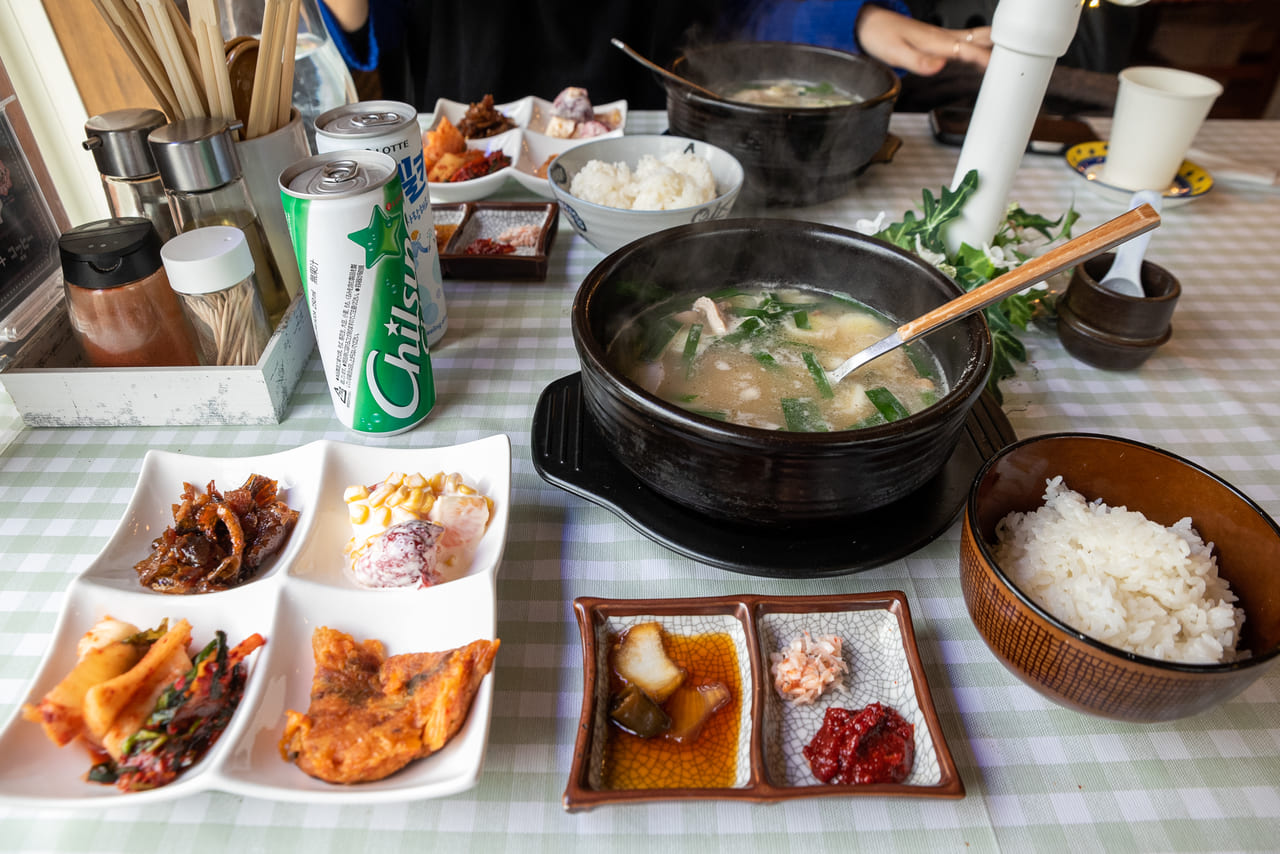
xmin=665 ymin=42 xmax=899 ymax=207
xmin=571 ymin=218 xmax=993 ymax=524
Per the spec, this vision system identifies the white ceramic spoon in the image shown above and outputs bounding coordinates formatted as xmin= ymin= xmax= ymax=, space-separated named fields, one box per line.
xmin=1097 ymin=190 xmax=1164 ymax=297
xmin=824 ymin=203 xmax=1162 ymax=386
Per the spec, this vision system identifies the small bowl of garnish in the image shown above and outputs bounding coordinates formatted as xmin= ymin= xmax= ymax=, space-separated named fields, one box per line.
xmin=960 ymin=432 xmax=1280 ymax=722
xmin=1056 ymin=253 xmax=1181 ymax=371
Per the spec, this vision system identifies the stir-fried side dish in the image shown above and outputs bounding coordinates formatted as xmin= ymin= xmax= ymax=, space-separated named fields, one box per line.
xmin=279 ymin=627 xmax=499 ymax=784
xmin=723 ymin=78 xmax=859 ymax=108
xmin=804 ymin=702 xmax=915 ymax=785
xmin=456 ymin=94 xmax=516 ymax=139
xmin=604 ymin=622 xmax=739 ymax=790
xmin=133 ymin=474 xmax=299 ymax=594
xmin=610 ymin=287 xmax=944 ymax=431
xmin=343 ymin=471 xmax=494 ymax=588
xmin=22 ymin=616 xmax=265 ymax=792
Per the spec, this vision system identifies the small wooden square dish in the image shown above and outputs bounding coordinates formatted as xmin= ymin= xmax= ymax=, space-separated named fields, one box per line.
xmin=433 ymin=202 xmax=559 ymax=280
xmin=565 ymin=593 xmax=964 ymax=811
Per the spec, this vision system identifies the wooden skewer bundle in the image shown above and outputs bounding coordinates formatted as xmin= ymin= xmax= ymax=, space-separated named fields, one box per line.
xmin=94 ymin=0 xmax=300 ymax=139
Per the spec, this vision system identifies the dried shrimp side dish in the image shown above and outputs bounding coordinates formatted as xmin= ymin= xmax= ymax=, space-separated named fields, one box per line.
xmin=770 ymin=631 xmax=848 ymax=705
xmin=133 ymin=474 xmax=299 ymax=594
xmin=22 ymin=616 xmax=265 ymax=792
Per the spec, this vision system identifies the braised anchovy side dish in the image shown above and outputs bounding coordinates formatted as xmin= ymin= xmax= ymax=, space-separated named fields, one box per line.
xmin=133 ymin=474 xmax=299 ymax=594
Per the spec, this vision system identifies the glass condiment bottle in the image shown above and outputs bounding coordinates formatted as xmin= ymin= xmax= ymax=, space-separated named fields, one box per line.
xmin=59 ymin=218 xmax=201 ymax=367
xmin=162 ymin=226 xmax=272 ymax=366
xmin=147 ymin=117 xmax=291 ymax=325
xmin=82 ymin=109 xmax=178 ymax=243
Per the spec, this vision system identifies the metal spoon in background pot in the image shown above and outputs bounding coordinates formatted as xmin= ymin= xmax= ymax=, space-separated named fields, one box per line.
xmin=1097 ymin=190 xmax=1164 ymax=297
xmin=824 ymin=203 xmax=1162 ymax=386
xmin=610 ymin=38 xmax=723 ymax=101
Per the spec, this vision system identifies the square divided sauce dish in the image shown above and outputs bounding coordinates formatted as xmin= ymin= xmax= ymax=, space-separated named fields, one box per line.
xmin=432 ymin=202 xmax=560 ymax=280
xmin=0 ymin=435 xmax=511 ymax=807
xmin=566 ymin=593 xmax=964 ymax=811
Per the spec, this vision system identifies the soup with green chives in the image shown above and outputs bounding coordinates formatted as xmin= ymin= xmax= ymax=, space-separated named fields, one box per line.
xmin=722 ymin=79 xmax=859 ymax=108
xmin=607 ymin=287 xmax=945 ymax=432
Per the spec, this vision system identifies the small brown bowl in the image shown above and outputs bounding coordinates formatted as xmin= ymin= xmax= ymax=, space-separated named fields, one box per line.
xmin=1063 ymin=254 xmax=1181 ymax=339
xmin=960 ymin=433 xmax=1280 ymax=722
xmin=1056 ymin=301 xmax=1171 ymax=371
xmin=1057 ymin=254 xmax=1180 ymax=370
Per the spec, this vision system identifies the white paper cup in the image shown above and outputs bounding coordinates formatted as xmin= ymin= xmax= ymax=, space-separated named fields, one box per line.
xmin=1104 ymin=66 xmax=1222 ymax=192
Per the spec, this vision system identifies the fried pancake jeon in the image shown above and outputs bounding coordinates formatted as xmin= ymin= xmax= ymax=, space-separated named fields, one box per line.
xmin=279 ymin=627 xmax=499 ymax=784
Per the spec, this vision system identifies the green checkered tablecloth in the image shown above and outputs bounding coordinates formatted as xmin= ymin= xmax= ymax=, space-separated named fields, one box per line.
xmin=1 ymin=112 xmax=1277 ymax=853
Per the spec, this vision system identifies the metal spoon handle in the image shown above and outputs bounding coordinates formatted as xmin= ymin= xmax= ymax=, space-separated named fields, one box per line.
xmin=896 ymin=203 xmax=1161 ymax=343
xmin=609 ymin=38 xmax=722 ymax=100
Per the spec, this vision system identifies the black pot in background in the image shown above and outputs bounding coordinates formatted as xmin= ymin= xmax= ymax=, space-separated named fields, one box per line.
xmin=665 ymin=42 xmax=899 ymax=207
xmin=571 ymin=218 xmax=993 ymax=525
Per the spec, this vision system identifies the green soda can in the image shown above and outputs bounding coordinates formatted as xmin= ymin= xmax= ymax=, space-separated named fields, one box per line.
xmin=279 ymin=150 xmax=435 ymax=435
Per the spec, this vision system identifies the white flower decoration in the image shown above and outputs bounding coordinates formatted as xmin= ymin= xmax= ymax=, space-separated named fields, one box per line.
xmin=853 ymin=211 xmax=887 ymax=235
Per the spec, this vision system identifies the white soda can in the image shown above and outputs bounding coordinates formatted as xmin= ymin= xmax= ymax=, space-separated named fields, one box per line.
xmin=314 ymin=100 xmax=447 ymax=346
xmin=279 ymin=151 xmax=435 ymax=436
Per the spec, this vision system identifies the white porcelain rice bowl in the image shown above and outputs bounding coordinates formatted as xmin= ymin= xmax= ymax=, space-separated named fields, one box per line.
xmin=547 ymin=135 xmax=744 ymax=254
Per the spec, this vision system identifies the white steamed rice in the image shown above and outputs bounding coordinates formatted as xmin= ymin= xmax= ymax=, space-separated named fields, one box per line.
xmin=993 ymin=476 xmax=1245 ymax=664
xmin=569 ymin=152 xmax=716 ymax=210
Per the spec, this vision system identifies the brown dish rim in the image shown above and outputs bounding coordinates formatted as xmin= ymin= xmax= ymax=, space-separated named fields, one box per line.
xmin=433 ymin=201 xmax=559 ymax=280
xmin=564 ymin=592 xmax=964 ymax=811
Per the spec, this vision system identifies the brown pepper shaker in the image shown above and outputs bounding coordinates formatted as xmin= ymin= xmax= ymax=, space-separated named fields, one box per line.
xmin=59 ymin=218 xmax=201 ymax=367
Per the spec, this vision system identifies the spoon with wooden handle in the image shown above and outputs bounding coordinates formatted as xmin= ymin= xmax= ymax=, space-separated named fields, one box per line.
xmin=824 ymin=203 xmax=1162 ymax=386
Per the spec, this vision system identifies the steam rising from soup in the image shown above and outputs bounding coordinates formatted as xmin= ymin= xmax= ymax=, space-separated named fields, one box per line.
xmin=722 ymin=79 xmax=860 ymax=108
xmin=607 ymin=286 xmax=945 ymax=432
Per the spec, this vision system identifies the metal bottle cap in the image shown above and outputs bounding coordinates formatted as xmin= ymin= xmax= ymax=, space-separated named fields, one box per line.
xmin=83 ymin=109 xmax=168 ymax=179
xmin=147 ymin=117 xmax=244 ymax=192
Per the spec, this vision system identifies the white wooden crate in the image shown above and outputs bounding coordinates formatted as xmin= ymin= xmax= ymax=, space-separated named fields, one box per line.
xmin=0 ymin=292 xmax=314 ymax=427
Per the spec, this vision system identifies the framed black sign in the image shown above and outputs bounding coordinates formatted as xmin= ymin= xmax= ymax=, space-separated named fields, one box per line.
xmin=0 ymin=58 xmax=69 ymax=343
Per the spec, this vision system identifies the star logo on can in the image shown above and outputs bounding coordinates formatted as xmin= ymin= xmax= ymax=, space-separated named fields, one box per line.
xmin=347 ymin=202 xmax=408 ymax=269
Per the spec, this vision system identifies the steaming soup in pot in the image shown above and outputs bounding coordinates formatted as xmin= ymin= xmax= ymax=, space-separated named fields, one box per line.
xmin=607 ymin=286 xmax=945 ymax=432
xmin=722 ymin=79 xmax=859 ymax=108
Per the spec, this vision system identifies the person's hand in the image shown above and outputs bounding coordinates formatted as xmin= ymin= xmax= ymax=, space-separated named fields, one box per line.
xmin=855 ymin=6 xmax=992 ymax=76
xmin=322 ymin=0 xmax=370 ymax=33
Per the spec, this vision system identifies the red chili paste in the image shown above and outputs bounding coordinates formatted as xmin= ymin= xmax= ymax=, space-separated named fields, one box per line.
xmin=462 ymin=238 xmax=517 ymax=256
xmin=802 ymin=702 xmax=915 ymax=785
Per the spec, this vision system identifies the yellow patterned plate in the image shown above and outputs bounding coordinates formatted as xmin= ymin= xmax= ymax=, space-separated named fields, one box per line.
xmin=1065 ymin=140 xmax=1213 ymax=206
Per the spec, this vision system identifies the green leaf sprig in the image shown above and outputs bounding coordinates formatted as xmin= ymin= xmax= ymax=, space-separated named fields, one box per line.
xmin=873 ymin=170 xmax=1077 ymax=403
